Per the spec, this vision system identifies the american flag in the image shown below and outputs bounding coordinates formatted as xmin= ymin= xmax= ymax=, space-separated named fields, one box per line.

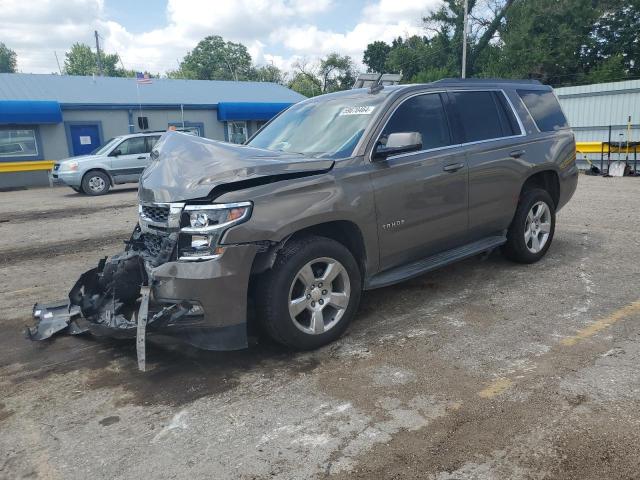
xmin=136 ymin=72 xmax=152 ymax=85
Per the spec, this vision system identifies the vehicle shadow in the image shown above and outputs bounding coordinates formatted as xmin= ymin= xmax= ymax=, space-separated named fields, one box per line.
xmin=60 ymin=186 xmax=138 ymax=198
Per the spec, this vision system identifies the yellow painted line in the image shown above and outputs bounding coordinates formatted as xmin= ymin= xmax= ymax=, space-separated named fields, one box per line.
xmin=478 ymin=378 xmax=513 ymax=398
xmin=561 ymin=300 xmax=640 ymax=346
xmin=0 ymin=160 xmax=55 ymax=173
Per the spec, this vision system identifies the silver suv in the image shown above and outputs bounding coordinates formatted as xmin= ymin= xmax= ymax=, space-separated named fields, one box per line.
xmin=52 ymin=132 xmax=163 ymax=195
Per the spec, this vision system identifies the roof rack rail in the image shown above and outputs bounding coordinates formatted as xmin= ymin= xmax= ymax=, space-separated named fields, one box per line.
xmin=432 ymin=78 xmax=542 ymax=85
xmin=352 ymin=73 xmax=402 ymax=91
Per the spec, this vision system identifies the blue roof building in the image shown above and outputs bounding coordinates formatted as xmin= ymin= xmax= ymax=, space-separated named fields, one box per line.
xmin=0 ymin=73 xmax=305 ymax=187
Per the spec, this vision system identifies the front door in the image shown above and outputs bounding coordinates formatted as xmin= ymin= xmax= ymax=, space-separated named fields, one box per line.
xmin=69 ymin=124 xmax=101 ymax=156
xmin=109 ymin=136 xmax=150 ymax=182
xmin=370 ymin=92 xmax=469 ymax=271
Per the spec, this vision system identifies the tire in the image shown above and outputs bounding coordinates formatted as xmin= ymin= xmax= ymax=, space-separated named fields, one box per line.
xmin=256 ymin=235 xmax=362 ymax=350
xmin=81 ymin=170 xmax=110 ymax=196
xmin=503 ymin=188 xmax=556 ymax=263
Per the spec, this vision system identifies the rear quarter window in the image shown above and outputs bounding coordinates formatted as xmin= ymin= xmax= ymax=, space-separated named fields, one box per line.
xmin=517 ymin=90 xmax=568 ymax=132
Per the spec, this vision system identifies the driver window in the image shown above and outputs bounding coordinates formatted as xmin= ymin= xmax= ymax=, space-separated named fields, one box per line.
xmin=115 ymin=137 xmax=146 ymax=155
xmin=381 ymin=93 xmax=451 ymax=151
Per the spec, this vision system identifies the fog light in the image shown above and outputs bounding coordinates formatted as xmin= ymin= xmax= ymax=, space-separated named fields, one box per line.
xmin=191 ymin=235 xmax=210 ymax=250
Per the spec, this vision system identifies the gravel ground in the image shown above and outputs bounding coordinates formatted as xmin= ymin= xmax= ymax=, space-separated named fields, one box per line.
xmin=1 ymin=176 xmax=640 ymax=480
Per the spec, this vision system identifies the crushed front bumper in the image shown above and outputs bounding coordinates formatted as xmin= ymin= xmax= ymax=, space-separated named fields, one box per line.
xmin=26 ymin=221 xmax=258 ymax=369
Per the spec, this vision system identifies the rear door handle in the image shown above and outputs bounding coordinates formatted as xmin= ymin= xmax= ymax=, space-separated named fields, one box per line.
xmin=137 ymin=156 xmax=147 ymax=160
xmin=443 ymin=163 xmax=465 ymax=172
xmin=509 ymin=149 xmax=525 ymax=158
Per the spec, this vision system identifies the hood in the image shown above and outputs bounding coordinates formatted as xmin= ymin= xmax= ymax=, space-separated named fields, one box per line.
xmin=58 ymin=155 xmax=95 ymax=164
xmin=138 ymin=132 xmax=334 ymax=203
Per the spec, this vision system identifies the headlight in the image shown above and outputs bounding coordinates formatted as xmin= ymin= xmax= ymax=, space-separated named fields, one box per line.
xmin=62 ymin=161 xmax=79 ymax=172
xmin=178 ymin=202 xmax=252 ymax=261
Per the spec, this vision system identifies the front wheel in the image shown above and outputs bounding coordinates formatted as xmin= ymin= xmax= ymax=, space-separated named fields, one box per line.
xmin=256 ymin=235 xmax=362 ymax=350
xmin=502 ymin=188 xmax=556 ymax=263
xmin=81 ymin=170 xmax=110 ymax=195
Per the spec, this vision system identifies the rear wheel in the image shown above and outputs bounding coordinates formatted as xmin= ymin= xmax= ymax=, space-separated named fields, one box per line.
xmin=256 ymin=235 xmax=362 ymax=350
xmin=503 ymin=188 xmax=555 ymax=263
xmin=81 ymin=170 xmax=110 ymax=195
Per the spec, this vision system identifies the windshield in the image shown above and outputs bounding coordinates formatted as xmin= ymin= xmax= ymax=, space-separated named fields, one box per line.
xmin=91 ymin=137 xmax=121 ymax=155
xmin=247 ymin=92 xmax=389 ymax=159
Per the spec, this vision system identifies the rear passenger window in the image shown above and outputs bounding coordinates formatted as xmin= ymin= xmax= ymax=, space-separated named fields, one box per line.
xmin=449 ymin=91 xmax=514 ymax=143
xmin=381 ymin=93 xmax=451 ymax=151
xmin=517 ymin=90 xmax=568 ymax=132
xmin=146 ymin=136 xmax=161 ymax=152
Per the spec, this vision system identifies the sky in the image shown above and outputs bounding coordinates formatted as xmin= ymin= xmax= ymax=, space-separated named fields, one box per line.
xmin=2 ymin=0 xmax=443 ymax=75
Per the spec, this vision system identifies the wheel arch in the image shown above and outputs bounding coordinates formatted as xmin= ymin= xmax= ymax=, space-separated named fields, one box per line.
xmin=82 ymin=168 xmax=114 ymax=187
xmin=250 ymin=220 xmax=368 ymax=280
xmin=519 ymin=170 xmax=560 ymax=208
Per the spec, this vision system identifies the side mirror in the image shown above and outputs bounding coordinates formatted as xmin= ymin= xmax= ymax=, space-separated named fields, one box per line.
xmin=373 ymin=132 xmax=423 ymax=159
xmin=111 ymin=149 xmax=122 ymax=157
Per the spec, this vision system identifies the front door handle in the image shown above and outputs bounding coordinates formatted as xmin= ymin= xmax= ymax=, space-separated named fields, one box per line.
xmin=443 ymin=162 xmax=465 ymax=172
xmin=137 ymin=156 xmax=147 ymax=160
xmin=509 ymin=149 xmax=525 ymax=158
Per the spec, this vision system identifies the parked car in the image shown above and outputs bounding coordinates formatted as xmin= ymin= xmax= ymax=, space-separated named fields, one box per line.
xmin=31 ymin=79 xmax=578 ymax=357
xmin=52 ymin=129 xmax=197 ymax=195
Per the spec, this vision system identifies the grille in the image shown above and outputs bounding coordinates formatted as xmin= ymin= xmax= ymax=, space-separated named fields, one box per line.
xmin=142 ymin=233 xmax=164 ymax=257
xmin=141 ymin=204 xmax=170 ymax=223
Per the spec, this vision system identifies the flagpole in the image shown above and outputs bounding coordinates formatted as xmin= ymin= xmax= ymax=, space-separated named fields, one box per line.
xmin=136 ymin=80 xmax=143 ymax=130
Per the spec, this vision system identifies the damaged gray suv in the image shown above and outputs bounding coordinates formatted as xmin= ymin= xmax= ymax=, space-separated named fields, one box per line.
xmin=29 ymin=79 xmax=578 ymax=364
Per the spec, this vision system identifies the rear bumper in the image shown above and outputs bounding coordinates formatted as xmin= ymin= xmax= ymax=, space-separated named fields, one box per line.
xmin=557 ymin=164 xmax=579 ymax=211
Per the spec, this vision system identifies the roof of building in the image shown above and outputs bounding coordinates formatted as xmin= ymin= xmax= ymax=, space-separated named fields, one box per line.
xmin=555 ymin=78 xmax=640 ymax=98
xmin=0 ymin=73 xmax=306 ymax=106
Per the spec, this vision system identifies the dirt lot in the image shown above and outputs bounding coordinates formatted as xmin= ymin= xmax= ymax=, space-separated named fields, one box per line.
xmin=1 ymin=176 xmax=640 ymax=480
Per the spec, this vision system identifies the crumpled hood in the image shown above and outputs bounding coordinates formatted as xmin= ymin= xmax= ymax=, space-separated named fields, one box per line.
xmin=138 ymin=131 xmax=334 ymax=203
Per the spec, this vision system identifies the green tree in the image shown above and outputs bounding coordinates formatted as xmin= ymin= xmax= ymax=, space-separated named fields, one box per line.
xmin=586 ymin=1 xmax=640 ymax=77
xmin=288 ymin=71 xmax=322 ymax=97
xmin=63 ymin=43 xmax=129 ymax=77
xmin=363 ymin=41 xmax=391 ymax=73
xmin=250 ymin=64 xmax=285 ymax=83
xmin=483 ymin=0 xmax=607 ymax=85
xmin=319 ymin=53 xmax=357 ymax=92
xmin=0 ymin=43 xmax=17 ymax=73
xmin=176 ymin=35 xmax=253 ymax=81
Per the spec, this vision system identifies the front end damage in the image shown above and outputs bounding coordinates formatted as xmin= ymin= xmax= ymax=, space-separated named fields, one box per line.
xmin=26 ymin=131 xmax=332 ymax=370
xmin=27 ymin=205 xmax=258 ymax=371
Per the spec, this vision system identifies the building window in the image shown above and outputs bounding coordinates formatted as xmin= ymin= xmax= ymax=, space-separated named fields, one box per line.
xmin=0 ymin=128 xmax=38 ymax=158
xmin=227 ymin=121 xmax=248 ymax=144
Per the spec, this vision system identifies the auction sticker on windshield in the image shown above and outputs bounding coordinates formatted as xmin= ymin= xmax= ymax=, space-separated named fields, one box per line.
xmin=339 ymin=106 xmax=376 ymax=115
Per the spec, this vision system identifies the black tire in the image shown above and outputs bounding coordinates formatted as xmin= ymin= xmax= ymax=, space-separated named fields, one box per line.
xmin=81 ymin=170 xmax=110 ymax=195
xmin=503 ymin=188 xmax=556 ymax=263
xmin=256 ymin=235 xmax=362 ymax=350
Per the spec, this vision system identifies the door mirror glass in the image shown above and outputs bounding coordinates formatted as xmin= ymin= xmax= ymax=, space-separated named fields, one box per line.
xmin=110 ymin=149 xmax=122 ymax=157
xmin=374 ymin=132 xmax=423 ymax=159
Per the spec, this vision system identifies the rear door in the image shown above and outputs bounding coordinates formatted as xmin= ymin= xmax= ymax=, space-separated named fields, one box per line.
xmin=109 ymin=136 xmax=148 ymax=182
xmin=370 ymin=92 xmax=469 ymax=271
xmin=446 ymin=90 xmax=525 ymax=239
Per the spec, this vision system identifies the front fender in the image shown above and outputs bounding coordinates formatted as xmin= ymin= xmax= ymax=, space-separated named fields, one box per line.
xmin=217 ymin=161 xmax=379 ymax=275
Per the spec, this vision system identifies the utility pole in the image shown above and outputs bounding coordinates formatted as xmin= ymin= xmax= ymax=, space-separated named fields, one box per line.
xmin=94 ymin=30 xmax=103 ymax=76
xmin=461 ymin=0 xmax=469 ymax=78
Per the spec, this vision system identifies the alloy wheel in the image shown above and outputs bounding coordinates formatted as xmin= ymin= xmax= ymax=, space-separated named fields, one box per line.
xmin=288 ymin=257 xmax=351 ymax=335
xmin=524 ymin=201 xmax=551 ymax=253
